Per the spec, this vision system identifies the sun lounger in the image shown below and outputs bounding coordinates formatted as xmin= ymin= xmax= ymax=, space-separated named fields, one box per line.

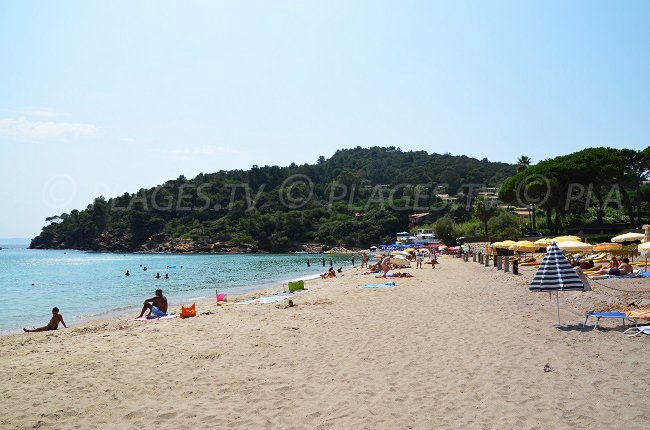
xmin=583 ymin=311 xmax=630 ymax=329
xmin=623 ymin=326 xmax=650 ymax=336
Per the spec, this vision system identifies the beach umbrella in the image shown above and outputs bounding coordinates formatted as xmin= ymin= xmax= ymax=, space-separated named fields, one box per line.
xmin=638 ymin=242 xmax=650 ymax=252
xmin=611 ymin=232 xmax=644 ymax=243
xmin=530 ymin=242 xmax=586 ymax=325
xmin=510 ymin=240 xmax=539 ymax=252
xmin=593 ymin=243 xmax=623 ymax=252
xmin=494 ymin=240 xmax=516 ymax=249
xmin=391 ymin=250 xmax=411 ymax=257
xmin=554 ymin=241 xmax=593 ymax=252
xmin=552 ymin=235 xmax=582 ymax=243
xmin=404 ymin=248 xmax=415 ymax=253
xmin=534 ymin=238 xmax=553 ymax=246
xmin=390 ymin=256 xmax=411 ymax=267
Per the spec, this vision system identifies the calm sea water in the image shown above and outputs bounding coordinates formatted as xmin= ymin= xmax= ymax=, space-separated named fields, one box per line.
xmin=0 ymin=248 xmax=349 ymax=334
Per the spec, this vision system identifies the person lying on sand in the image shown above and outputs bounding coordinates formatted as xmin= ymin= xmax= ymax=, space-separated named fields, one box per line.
xmin=137 ymin=289 xmax=168 ymax=318
xmin=24 ymin=307 xmax=66 ymax=332
xmin=591 ymin=257 xmax=621 ymax=276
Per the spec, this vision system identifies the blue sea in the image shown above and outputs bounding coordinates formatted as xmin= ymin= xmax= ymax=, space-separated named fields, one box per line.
xmin=0 ymin=247 xmax=348 ymax=334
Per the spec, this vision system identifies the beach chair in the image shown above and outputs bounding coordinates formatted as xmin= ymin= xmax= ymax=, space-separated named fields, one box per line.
xmin=623 ymin=326 xmax=650 ymax=336
xmin=583 ymin=311 xmax=631 ymax=329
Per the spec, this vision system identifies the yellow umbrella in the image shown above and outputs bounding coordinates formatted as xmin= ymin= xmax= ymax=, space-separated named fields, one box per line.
xmin=638 ymin=242 xmax=650 ymax=252
xmin=554 ymin=241 xmax=593 ymax=252
xmin=509 ymin=241 xmax=539 ymax=252
xmin=553 ymin=235 xmax=582 ymax=243
xmin=494 ymin=240 xmax=516 ymax=249
xmin=404 ymin=248 xmax=415 ymax=253
xmin=534 ymin=238 xmax=553 ymax=245
xmin=592 ymin=243 xmax=623 ymax=252
xmin=611 ymin=232 xmax=645 ymax=243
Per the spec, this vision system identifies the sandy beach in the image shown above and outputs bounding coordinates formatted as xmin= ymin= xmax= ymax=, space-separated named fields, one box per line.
xmin=1 ymin=256 xmax=649 ymax=429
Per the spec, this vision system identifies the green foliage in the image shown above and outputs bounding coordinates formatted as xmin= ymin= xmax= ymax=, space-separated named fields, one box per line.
xmin=30 ymin=147 xmax=515 ymax=251
xmin=488 ymin=211 xmax=522 ymax=241
xmin=432 ymin=216 xmax=460 ymax=246
xmin=499 ymin=147 xmax=650 ymax=233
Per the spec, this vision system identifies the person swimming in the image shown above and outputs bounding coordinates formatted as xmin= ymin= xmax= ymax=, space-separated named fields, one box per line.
xmin=155 ymin=272 xmax=161 ymax=279
xmin=143 ymin=266 xmax=148 ymax=271
xmin=164 ymin=273 xmax=169 ymax=280
xmin=125 ymin=270 xmax=131 ymax=276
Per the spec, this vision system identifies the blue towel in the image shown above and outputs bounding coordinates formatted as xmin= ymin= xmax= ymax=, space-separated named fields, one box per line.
xmin=360 ymin=282 xmax=396 ymax=289
xmin=638 ymin=271 xmax=650 ymax=277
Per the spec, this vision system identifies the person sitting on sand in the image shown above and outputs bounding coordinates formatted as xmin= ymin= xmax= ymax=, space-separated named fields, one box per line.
xmin=579 ymin=259 xmax=594 ymax=270
xmin=24 ymin=307 xmax=66 ymax=332
xmin=137 ymin=289 xmax=168 ymax=318
xmin=618 ymin=258 xmax=633 ymax=276
xmin=327 ymin=267 xmax=336 ymax=278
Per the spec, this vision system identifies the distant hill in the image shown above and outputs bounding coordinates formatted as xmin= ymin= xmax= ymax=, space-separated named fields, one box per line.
xmin=31 ymin=146 xmax=516 ymax=252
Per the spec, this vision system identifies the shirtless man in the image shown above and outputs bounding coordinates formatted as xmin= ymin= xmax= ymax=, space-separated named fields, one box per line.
xmin=618 ymin=258 xmax=633 ymax=276
xmin=137 ymin=289 xmax=168 ymax=318
xmin=24 ymin=307 xmax=66 ymax=332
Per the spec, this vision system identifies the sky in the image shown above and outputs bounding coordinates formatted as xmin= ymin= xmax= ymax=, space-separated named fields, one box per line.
xmin=0 ymin=0 xmax=648 ymax=238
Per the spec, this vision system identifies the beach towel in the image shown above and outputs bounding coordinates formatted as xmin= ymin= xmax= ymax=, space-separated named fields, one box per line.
xmin=589 ymin=270 xmax=641 ymax=280
xmin=360 ymin=282 xmax=396 ymax=289
xmin=134 ymin=314 xmax=178 ymax=321
xmin=236 ymin=296 xmax=292 ymax=305
xmin=625 ymin=309 xmax=650 ymax=320
xmin=637 ymin=271 xmax=650 ymax=277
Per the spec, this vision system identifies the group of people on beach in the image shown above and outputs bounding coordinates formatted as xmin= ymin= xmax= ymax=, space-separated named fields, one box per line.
xmin=23 ymin=288 xmax=170 ymax=333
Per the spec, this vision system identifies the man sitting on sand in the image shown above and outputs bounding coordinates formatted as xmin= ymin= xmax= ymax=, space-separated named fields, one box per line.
xmin=24 ymin=307 xmax=66 ymax=332
xmin=137 ymin=289 xmax=168 ymax=318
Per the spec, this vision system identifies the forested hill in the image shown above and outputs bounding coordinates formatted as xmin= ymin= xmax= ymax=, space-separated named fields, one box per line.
xmin=31 ymin=146 xmax=516 ymax=252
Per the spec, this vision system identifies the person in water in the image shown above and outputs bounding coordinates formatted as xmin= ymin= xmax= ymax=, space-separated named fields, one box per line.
xmin=125 ymin=270 xmax=131 ymax=276
xmin=24 ymin=307 xmax=66 ymax=332
xmin=143 ymin=266 xmax=148 ymax=271
xmin=155 ymin=272 xmax=161 ymax=279
xmin=137 ymin=289 xmax=168 ymax=318
xmin=164 ymin=273 xmax=169 ymax=280
xmin=307 ymin=259 xmax=310 ymax=267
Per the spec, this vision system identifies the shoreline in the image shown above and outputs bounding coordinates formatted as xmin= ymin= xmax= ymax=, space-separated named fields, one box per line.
xmin=1 ymin=263 xmax=358 ymax=337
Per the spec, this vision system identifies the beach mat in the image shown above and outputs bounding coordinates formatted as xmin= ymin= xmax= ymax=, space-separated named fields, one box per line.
xmin=360 ymin=282 xmax=396 ymax=289
xmin=236 ymin=296 xmax=292 ymax=305
xmin=134 ymin=314 xmax=178 ymax=321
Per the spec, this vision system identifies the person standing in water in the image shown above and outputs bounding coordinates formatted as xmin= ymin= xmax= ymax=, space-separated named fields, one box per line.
xmin=125 ymin=270 xmax=131 ymax=276
xmin=322 ymin=258 xmax=325 ymax=267
xmin=23 ymin=307 xmax=66 ymax=332
xmin=351 ymin=255 xmax=355 ymax=267
xmin=307 ymin=259 xmax=311 ymax=267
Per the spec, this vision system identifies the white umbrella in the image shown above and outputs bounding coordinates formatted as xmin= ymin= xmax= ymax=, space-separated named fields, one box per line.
xmin=611 ymin=232 xmax=645 ymax=243
xmin=390 ymin=256 xmax=411 ymax=267
xmin=554 ymin=241 xmax=593 ymax=252
xmin=391 ymin=250 xmax=411 ymax=258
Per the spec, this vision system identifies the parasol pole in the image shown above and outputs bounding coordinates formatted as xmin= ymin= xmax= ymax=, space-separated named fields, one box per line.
xmin=555 ymin=292 xmax=561 ymax=327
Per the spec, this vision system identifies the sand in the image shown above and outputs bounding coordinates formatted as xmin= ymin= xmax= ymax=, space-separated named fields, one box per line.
xmin=1 ymin=256 xmax=649 ymax=429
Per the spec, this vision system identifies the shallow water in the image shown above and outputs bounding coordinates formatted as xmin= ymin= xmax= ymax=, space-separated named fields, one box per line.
xmin=0 ymin=248 xmax=349 ymax=334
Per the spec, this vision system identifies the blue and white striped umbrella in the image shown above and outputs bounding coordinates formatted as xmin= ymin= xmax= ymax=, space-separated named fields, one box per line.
xmin=530 ymin=242 xmax=585 ymax=325
xmin=530 ymin=242 xmax=585 ymax=292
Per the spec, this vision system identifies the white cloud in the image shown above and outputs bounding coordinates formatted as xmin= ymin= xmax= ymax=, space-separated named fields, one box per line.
xmin=169 ymin=145 xmax=239 ymax=161
xmin=0 ymin=116 xmax=99 ymax=139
